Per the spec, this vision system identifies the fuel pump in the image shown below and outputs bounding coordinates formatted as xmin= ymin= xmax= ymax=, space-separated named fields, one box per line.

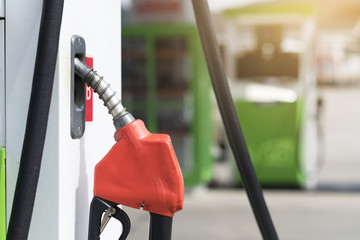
xmin=4 ymin=0 xmax=277 ymax=239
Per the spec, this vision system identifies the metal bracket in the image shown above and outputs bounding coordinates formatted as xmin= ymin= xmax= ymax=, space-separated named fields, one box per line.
xmin=70 ymin=35 xmax=86 ymax=139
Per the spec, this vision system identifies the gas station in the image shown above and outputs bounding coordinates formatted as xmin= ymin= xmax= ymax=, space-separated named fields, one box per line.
xmin=1 ymin=0 xmax=360 ymax=239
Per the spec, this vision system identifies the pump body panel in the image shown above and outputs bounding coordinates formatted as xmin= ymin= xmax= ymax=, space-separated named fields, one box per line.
xmin=4 ymin=0 xmax=122 ymax=239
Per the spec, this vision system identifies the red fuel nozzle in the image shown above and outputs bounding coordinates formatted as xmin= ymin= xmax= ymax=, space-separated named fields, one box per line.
xmin=74 ymin=57 xmax=182 ymax=239
xmin=93 ymin=119 xmax=184 ymax=217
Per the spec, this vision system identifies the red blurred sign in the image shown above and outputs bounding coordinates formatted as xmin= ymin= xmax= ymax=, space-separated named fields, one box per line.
xmin=85 ymin=57 xmax=93 ymax=122
xmin=134 ymin=0 xmax=180 ymax=14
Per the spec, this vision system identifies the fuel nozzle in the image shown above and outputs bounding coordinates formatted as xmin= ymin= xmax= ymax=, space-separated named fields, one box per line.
xmin=74 ymin=57 xmax=134 ymax=130
xmin=74 ymin=57 xmax=184 ymax=240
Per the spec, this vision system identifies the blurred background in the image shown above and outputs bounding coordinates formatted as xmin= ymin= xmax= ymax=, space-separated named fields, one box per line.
xmin=119 ymin=0 xmax=360 ymax=239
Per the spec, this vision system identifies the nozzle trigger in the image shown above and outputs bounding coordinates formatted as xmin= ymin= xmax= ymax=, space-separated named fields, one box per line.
xmin=88 ymin=196 xmax=131 ymax=240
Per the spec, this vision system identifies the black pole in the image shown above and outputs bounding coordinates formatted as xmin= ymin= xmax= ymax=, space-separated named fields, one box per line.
xmin=191 ymin=1 xmax=278 ymax=239
xmin=7 ymin=0 xmax=64 ymax=239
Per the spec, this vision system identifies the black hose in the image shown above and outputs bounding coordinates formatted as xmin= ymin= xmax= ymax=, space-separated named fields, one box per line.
xmin=7 ymin=0 xmax=64 ymax=239
xmin=191 ymin=1 xmax=278 ymax=239
xmin=149 ymin=213 xmax=173 ymax=240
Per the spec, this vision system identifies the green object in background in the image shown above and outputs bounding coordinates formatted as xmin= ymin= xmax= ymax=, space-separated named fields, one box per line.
xmin=122 ymin=24 xmax=214 ymax=186
xmin=235 ymin=100 xmax=305 ymax=186
xmin=0 ymin=148 xmax=5 ymax=239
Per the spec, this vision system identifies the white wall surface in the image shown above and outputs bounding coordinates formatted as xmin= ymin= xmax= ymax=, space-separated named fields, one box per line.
xmin=5 ymin=0 xmax=121 ymax=239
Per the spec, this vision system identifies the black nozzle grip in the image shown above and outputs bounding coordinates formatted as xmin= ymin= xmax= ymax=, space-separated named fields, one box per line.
xmin=149 ymin=212 xmax=173 ymax=240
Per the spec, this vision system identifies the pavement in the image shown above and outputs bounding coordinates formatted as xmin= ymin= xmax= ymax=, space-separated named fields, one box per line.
xmin=119 ymin=85 xmax=360 ymax=240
